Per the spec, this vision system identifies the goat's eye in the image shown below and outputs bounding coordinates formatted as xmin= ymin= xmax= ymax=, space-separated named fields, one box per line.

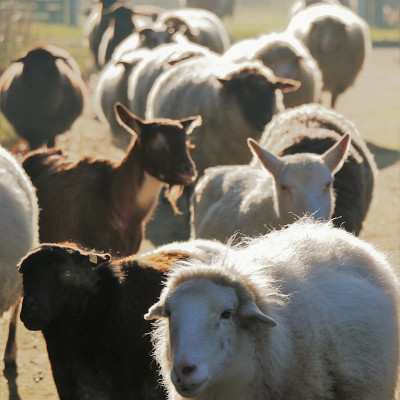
xmin=220 ymin=310 xmax=233 ymax=319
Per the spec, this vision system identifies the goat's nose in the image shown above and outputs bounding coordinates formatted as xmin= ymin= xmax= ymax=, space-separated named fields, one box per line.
xmin=180 ymin=363 xmax=197 ymax=377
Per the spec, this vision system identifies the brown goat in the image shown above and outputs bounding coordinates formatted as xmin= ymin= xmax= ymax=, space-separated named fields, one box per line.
xmin=23 ymin=104 xmax=201 ymax=256
xmin=0 ymin=46 xmax=85 ymax=149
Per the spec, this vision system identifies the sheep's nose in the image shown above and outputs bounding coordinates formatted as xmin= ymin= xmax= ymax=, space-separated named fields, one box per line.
xmin=175 ymin=363 xmax=198 ymax=382
xmin=181 ymin=364 xmax=197 ymax=376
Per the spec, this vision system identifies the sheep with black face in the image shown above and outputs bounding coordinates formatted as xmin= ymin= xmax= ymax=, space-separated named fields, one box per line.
xmin=0 ymin=46 xmax=85 ymax=149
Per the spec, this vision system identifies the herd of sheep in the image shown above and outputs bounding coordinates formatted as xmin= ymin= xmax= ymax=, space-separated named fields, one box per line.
xmin=0 ymin=0 xmax=398 ymax=399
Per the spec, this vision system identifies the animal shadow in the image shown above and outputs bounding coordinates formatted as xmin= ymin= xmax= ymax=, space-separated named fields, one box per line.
xmin=3 ymin=364 xmax=21 ymax=400
xmin=367 ymin=141 xmax=400 ymax=170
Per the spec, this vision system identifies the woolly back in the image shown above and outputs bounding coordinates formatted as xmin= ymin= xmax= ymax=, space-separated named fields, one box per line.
xmin=254 ymin=104 xmax=376 ymax=234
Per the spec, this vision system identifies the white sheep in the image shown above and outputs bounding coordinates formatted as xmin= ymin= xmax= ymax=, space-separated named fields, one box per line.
xmin=157 ymin=8 xmax=230 ymax=54
xmin=0 ymin=146 xmax=39 ymax=370
xmin=128 ymin=42 xmax=213 ymax=118
xmin=146 ymin=219 xmax=400 ymax=400
xmin=224 ymin=31 xmax=323 ymax=108
xmin=287 ymin=3 xmax=370 ymax=107
xmin=111 ymin=25 xmax=188 ymax=64
xmin=191 ymin=134 xmax=350 ymax=241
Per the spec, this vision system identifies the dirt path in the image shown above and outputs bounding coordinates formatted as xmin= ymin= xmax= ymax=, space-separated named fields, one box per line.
xmin=0 ymin=48 xmax=399 ymax=400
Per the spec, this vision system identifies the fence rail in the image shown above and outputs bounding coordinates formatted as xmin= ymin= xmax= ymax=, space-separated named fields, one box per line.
xmin=0 ymin=0 xmax=34 ymax=67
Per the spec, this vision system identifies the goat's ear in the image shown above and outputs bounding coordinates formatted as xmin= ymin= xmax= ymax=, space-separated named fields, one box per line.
xmin=144 ymin=301 xmax=167 ymax=320
xmin=321 ymin=134 xmax=351 ymax=174
xmin=180 ymin=116 xmax=202 ymax=135
xmin=114 ymin=103 xmax=143 ymax=138
xmin=247 ymin=138 xmax=283 ymax=177
xmin=139 ymin=250 xmax=192 ymax=273
xmin=238 ymin=301 xmax=277 ymax=327
xmin=273 ymin=77 xmax=301 ymax=93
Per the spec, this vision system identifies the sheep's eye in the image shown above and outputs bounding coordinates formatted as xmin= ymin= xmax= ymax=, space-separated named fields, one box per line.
xmin=220 ymin=310 xmax=233 ymax=320
xmin=165 ymin=309 xmax=171 ymax=318
xmin=280 ymin=184 xmax=289 ymax=191
xmin=325 ymin=182 xmax=332 ymax=190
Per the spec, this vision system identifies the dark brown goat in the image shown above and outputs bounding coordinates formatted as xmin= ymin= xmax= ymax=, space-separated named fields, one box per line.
xmin=0 ymin=46 xmax=85 ymax=149
xmin=23 ymin=104 xmax=201 ymax=256
xmin=18 ymin=242 xmax=194 ymax=400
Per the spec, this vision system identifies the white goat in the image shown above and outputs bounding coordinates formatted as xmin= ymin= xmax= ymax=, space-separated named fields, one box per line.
xmin=0 ymin=146 xmax=39 ymax=370
xmin=146 ymin=219 xmax=400 ymax=400
xmin=191 ymin=134 xmax=350 ymax=241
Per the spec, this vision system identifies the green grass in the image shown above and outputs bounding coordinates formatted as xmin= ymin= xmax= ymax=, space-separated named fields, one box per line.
xmin=370 ymin=27 xmax=400 ymax=43
xmin=225 ymin=4 xmax=289 ymax=41
xmin=0 ymin=114 xmax=17 ymax=147
xmin=226 ymin=4 xmax=399 ymax=43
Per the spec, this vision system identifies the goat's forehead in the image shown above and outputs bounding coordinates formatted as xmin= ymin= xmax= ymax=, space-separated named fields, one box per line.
xmin=168 ymin=279 xmax=238 ymax=309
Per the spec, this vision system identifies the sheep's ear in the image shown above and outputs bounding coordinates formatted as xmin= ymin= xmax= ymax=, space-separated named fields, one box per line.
xmin=144 ymin=301 xmax=167 ymax=320
xmin=179 ymin=116 xmax=202 ymax=135
xmin=114 ymin=103 xmax=143 ymax=138
xmin=238 ymin=301 xmax=277 ymax=327
xmin=321 ymin=134 xmax=351 ymax=174
xmin=116 ymin=61 xmax=131 ymax=69
xmin=167 ymin=52 xmax=199 ymax=66
xmin=166 ymin=17 xmax=198 ymax=38
xmin=138 ymin=28 xmax=154 ymax=41
xmin=247 ymin=138 xmax=284 ymax=178
xmin=12 ymin=56 xmax=26 ymax=64
xmin=273 ymin=77 xmax=301 ymax=93
xmin=18 ymin=244 xmax=111 ymax=273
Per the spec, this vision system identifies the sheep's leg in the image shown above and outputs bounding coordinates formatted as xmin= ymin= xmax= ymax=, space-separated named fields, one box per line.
xmin=4 ymin=299 xmax=20 ymax=373
xmin=331 ymin=91 xmax=339 ymax=109
xmin=47 ymin=136 xmax=56 ymax=148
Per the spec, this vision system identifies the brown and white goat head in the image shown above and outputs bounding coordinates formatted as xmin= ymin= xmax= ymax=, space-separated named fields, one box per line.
xmin=115 ymin=103 xmax=200 ymax=186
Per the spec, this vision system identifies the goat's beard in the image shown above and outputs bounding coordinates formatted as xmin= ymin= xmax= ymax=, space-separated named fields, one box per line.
xmin=165 ymin=185 xmax=184 ymax=215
